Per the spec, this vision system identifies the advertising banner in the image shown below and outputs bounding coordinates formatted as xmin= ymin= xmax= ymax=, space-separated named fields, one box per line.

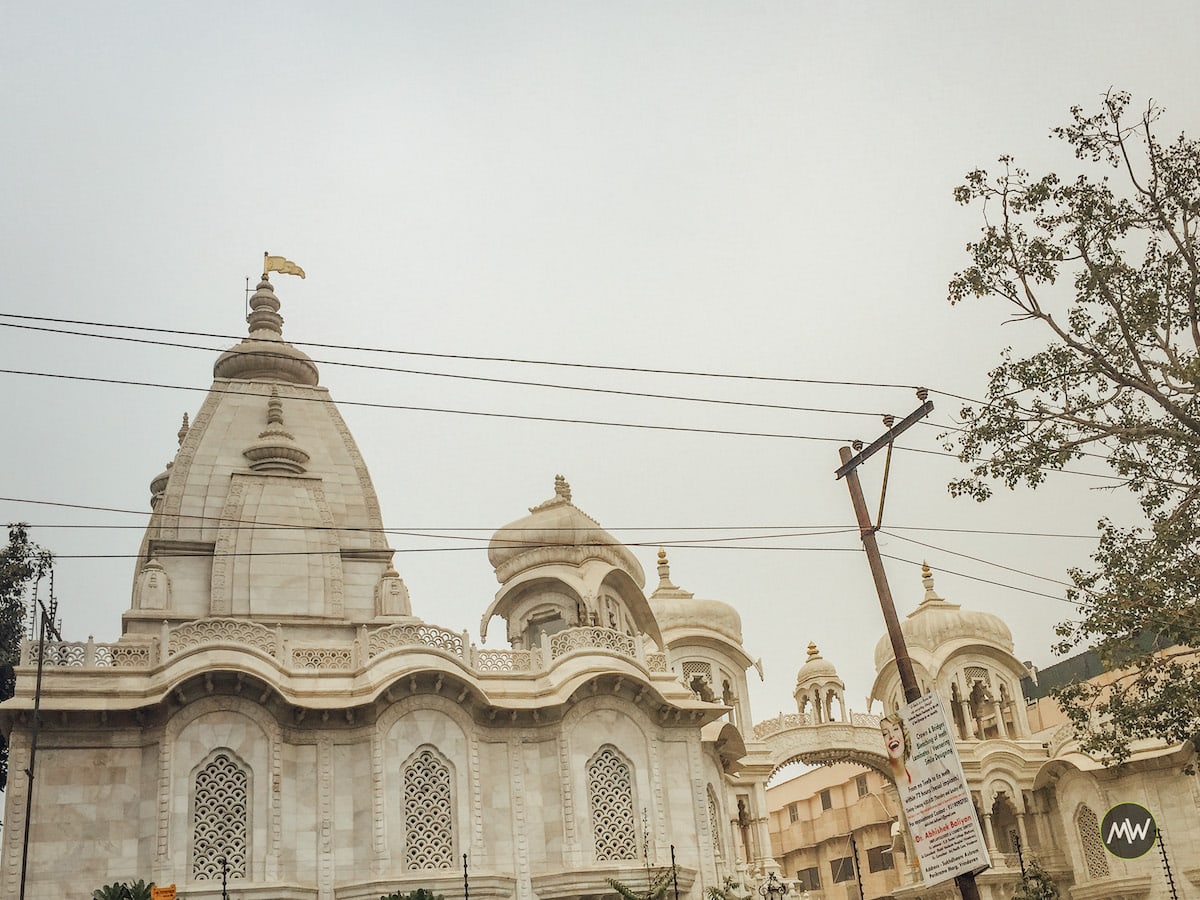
xmin=881 ymin=692 xmax=990 ymax=885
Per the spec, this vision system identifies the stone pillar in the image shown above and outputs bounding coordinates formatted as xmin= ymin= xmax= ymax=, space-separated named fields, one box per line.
xmin=1015 ymin=810 xmax=1032 ymax=855
xmin=959 ymin=700 xmax=977 ymax=739
xmin=994 ymin=700 xmax=1008 ymax=738
xmin=2 ymin=730 xmax=30 ymax=897
xmin=981 ymin=811 xmax=998 ymax=853
xmin=750 ymin=783 xmax=780 ymax=873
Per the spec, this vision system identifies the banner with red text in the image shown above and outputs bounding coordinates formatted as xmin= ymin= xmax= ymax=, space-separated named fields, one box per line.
xmin=881 ymin=692 xmax=990 ymax=885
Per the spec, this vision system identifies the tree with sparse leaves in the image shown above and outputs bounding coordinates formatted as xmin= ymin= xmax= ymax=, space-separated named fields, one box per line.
xmin=1011 ymin=859 xmax=1060 ymax=900
xmin=705 ymin=875 xmax=750 ymax=900
xmin=0 ymin=524 xmax=52 ymax=790
xmin=948 ymin=90 xmax=1200 ymax=762
xmin=606 ymin=868 xmax=674 ymax=900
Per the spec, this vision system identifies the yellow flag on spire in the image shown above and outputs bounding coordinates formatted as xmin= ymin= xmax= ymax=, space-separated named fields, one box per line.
xmin=263 ymin=252 xmax=306 ymax=279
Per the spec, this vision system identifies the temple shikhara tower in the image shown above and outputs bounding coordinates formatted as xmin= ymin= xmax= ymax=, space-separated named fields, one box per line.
xmin=0 ymin=279 xmax=758 ymax=900
xmin=3 ymin=276 xmax=1198 ymax=900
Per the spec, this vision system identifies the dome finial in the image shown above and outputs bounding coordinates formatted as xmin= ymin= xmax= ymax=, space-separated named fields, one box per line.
xmin=806 ymin=641 xmax=820 ymax=660
xmin=921 ymin=561 xmax=944 ymax=603
xmin=243 ymin=388 xmax=310 ymax=473
xmin=554 ymin=474 xmax=571 ymax=502
xmin=177 ymin=412 xmax=190 ymax=447
xmin=246 ymin=277 xmax=284 ymax=338
xmin=656 ymin=548 xmax=679 ymax=591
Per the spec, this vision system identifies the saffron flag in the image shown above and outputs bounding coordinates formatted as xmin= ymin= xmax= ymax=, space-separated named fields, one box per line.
xmin=263 ymin=252 xmax=306 ymax=279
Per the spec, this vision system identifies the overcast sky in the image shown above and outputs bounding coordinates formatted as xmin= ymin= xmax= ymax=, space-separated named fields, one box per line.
xmin=3 ymin=2 xmax=1197 ymax=726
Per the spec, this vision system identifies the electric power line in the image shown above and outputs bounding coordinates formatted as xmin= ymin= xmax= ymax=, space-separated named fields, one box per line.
xmin=0 ymin=367 xmax=1137 ymax=483
xmin=0 ymin=313 xmax=934 ymax=393
xmin=1 ymin=496 xmax=1103 ymax=540
xmin=0 ymin=318 xmax=1154 ymax=479
xmin=0 ymin=320 xmax=938 ymax=423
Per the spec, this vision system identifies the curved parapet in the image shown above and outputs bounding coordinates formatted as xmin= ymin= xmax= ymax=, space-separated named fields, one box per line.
xmin=754 ymin=711 xmax=890 ymax=779
xmin=13 ymin=621 xmax=696 ymax=721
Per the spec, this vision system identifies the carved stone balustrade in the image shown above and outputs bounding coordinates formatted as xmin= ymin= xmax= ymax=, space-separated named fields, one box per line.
xmin=19 ymin=621 xmax=669 ymax=677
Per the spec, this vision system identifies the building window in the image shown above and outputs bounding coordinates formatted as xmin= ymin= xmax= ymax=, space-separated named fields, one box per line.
xmin=588 ymin=745 xmax=638 ymax=861
xmin=192 ymin=751 xmax=249 ymax=881
xmin=404 ymin=747 xmax=455 ymax=870
xmin=788 ymin=802 xmax=799 ymax=823
xmin=829 ymin=856 xmax=855 ymax=883
xmin=1076 ymin=804 xmax=1110 ymax=879
xmin=707 ymin=785 xmax=724 ymax=859
xmin=794 ymin=867 xmax=821 ymax=891
xmin=682 ymin=660 xmax=715 ymax=702
xmin=855 ymin=773 xmax=869 ymax=797
xmin=867 ymin=845 xmax=894 ymax=872
xmin=820 ymin=789 xmax=832 ymax=810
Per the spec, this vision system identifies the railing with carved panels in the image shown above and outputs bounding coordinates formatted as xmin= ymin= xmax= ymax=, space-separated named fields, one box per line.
xmin=751 ymin=710 xmax=882 ymax=740
xmin=20 ymin=622 xmax=670 ymax=679
xmin=549 ymin=626 xmax=639 ymax=660
xmin=26 ymin=637 xmax=154 ymax=669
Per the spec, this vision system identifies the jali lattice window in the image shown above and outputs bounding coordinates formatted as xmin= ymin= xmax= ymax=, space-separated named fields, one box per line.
xmin=192 ymin=751 xmax=249 ymax=881
xmin=964 ymin=666 xmax=991 ymax=686
xmin=404 ymin=747 xmax=455 ymax=869
xmin=588 ymin=745 xmax=638 ymax=861
xmin=1076 ymin=804 xmax=1110 ymax=879
xmin=707 ymin=785 xmax=723 ymax=859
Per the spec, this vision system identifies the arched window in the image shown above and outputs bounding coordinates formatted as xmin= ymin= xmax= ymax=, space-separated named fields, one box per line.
xmin=192 ymin=751 xmax=249 ymax=881
xmin=587 ymin=745 xmax=638 ymax=861
xmin=1075 ymin=804 xmax=1110 ymax=879
xmin=404 ymin=747 xmax=455 ymax=869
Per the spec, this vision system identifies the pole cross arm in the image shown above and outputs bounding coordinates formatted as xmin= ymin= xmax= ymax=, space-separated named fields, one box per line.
xmin=834 ymin=400 xmax=934 ymax=479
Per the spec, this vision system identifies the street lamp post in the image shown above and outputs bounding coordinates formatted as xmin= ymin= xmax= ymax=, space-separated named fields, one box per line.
xmin=217 ymin=855 xmax=229 ymax=900
xmin=757 ymin=872 xmax=786 ymax=900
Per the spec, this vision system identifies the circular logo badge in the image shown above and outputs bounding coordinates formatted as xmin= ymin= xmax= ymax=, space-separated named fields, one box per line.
xmin=1100 ymin=803 xmax=1157 ymax=859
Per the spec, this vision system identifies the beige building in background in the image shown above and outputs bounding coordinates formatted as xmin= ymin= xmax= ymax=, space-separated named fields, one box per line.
xmin=1 ymin=278 xmax=1198 ymax=900
xmin=755 ymin=571 xmax=1200 ymax=900
xmin=767 ymin=762 xmax=900 ymax=898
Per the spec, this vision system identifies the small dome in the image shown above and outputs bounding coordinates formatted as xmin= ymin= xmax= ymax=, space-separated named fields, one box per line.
xmin=149 ymin=463 xmax=172 ymax=508
xmin=648 ymin=549 xmax=743 ymax=644
xmin=242 ymin=388 xmax=310 ymax=473
xmin=149 ymin=413 xmax=190 ymax=507
xmin=213 ymin=279 xmax=319 ymax=385
xmin=487 ymin=476 xmax=645 ymax=586
xmin=873 ymin=563 xmax=1014 ymax=671
xmin=796 ymin=642 xmax=839 ymax=684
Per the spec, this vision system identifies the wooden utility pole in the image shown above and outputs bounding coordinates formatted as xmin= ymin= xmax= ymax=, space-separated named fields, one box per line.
xmin=836 ymin=391 xmax=982 ymax=900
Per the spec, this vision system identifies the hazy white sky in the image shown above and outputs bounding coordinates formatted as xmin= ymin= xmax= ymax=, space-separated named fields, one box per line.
xmin=2 ymin=2 xmax=1197 ymax=722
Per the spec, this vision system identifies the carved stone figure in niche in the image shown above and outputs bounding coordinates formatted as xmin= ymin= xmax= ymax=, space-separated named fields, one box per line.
xmin=376 ymin=567 xmax=412 ymax=617
xmin=689 ymin=675 xmax=716 ymax=703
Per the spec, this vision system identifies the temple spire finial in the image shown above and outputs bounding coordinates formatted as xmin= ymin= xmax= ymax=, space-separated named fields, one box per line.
xmin=921 ymin=561 xmax=944 ymax=603
xmin=554 ymin=474 xmax=571 ymax=502
xmin=656 ymin=548 xmax=679 ymax=591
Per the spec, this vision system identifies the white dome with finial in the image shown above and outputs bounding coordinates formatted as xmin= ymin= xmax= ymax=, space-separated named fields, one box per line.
xmin=873 ymin=563 xmax=1014 ymax=672
xmin=648 ymin=548 xmax=743 ymax=645
xmin=795 ymin=641 xmax=840 ymax=685
xmin=213 ymin=277 xmax=319 ymax=385
xmin=487 ymin=475 xmax=645 ymax=586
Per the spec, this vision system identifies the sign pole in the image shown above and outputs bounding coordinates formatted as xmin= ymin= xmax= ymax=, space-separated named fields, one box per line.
xmin=836 ymin=394 xmax=982 ymax=900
